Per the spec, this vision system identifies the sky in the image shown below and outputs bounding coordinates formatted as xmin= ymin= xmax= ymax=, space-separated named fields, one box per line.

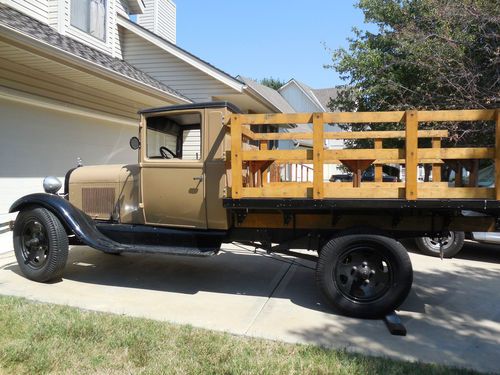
xmin=175 ymin=0 xmax=373 ymax=89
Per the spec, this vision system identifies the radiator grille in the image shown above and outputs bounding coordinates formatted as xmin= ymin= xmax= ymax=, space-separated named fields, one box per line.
xmin=82 ymin=187 xmax=116 ymax=218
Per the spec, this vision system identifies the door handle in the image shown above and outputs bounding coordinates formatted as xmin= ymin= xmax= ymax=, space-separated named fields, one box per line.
xmin=193 ymin=176 xmax=204 ymax=181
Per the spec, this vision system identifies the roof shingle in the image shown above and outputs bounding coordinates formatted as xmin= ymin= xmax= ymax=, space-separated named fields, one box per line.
xmin=311 ymin=88 xmax=339 ymax=111
xmin=238 ymin=76 xmax=296 ymax=113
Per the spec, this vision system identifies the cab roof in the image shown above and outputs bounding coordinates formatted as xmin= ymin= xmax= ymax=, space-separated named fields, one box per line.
xmin=138 ymin=101 xmax=242 ymax=115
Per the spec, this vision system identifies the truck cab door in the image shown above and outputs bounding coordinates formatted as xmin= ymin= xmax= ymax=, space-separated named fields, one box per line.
xmin=140 ymin=111 xmax=207 ymax=228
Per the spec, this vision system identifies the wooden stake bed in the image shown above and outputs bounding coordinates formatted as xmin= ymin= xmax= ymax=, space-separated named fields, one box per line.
xmin=227 ymin=109 xmax=500 ymax=202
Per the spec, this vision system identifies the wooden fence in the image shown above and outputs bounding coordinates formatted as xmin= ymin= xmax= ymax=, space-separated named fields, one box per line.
xmin=228 ymin=109 xmax=500 ymax=200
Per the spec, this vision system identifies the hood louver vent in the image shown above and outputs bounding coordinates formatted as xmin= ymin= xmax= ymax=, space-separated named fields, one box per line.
xmin=82 ymin=187 xmax=116 ymax=218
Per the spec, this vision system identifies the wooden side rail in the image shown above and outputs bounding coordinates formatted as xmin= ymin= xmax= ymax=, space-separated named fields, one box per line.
xmin=228 ymin=109 xmax=500 ymax=200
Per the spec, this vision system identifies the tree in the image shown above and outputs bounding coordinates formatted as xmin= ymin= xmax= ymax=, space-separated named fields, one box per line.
xmin=328 ymin=0 xmax=500 ymax=147
xmin=260 ymin=77 xmax=287 ymax=90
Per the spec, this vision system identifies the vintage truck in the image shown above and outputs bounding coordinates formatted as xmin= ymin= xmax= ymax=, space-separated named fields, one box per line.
xmin=9 ymin=102 xmax=500 ymax=319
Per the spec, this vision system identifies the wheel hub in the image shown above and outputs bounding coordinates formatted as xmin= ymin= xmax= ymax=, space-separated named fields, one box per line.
xmin=422 ymin=231 xmax=454 ymax=251
xmin=21 ymin=220 xmax=49 ymax=269
xmin=335 ymin=245 xmax=392 ymax=303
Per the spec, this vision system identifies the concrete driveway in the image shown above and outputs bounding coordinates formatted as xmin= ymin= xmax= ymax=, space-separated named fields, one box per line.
xmin=0 ymin=234 xmax=499 ymax=374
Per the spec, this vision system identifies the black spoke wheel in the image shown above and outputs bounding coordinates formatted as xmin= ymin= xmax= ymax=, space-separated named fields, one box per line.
xmin=316 ymin=233 xmax=413 ymax=318
xmin=13 ymin=207 xmax=69 ymax=282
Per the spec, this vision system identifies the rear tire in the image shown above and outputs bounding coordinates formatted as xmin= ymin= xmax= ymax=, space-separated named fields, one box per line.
xmin=13 ymin=207 xmax=69 ymax=282
xmin=316 ymin=234 xmax=413 ymax=319
xmin=414 ymin=231 xmax=464 ymax=258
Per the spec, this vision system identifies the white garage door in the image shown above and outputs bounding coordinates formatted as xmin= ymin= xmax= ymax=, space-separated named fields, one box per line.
xmin=0 ymin=98 xmax=138 ymax=213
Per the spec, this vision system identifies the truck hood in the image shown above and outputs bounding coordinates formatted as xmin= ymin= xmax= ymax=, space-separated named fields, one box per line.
xmin=70 ymin=164 xmax=129 ymax=184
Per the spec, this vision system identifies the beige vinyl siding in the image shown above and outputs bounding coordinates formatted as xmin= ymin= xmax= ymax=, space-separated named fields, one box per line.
xmin=157 ymin=0 xmax=175 ymax=43
xmin=116 ymin=0 xmax=129 ymax=16
xmin=7 ymin=0 xmax=48 ymax=23
xmin=136 ymin=0 xmax=154 ymax=31
xmin=114 ymin=24 xmax=123 ymax=59
xmin=182 ymin=129 xmax=200 ymax=160
xmin=137 ymin=0 xmax=175 ymax=43
xmin=47 ymin=0 xmax=58 ymax=28
xmin=122 ymin=31 xmax=236 ymax=102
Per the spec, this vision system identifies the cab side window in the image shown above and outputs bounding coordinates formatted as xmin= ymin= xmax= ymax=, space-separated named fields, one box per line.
xmin=146 ymin=113 xmax=201 ymax=160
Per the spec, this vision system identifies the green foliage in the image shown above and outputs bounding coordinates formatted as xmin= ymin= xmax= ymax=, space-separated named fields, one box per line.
xmin=328 ymin=0 xmax=500 ymax=146
xmin=260 ymin=77 xmax=287 ymax=90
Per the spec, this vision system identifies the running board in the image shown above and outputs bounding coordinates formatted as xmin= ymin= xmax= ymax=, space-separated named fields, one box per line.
xmin=106 ymin=245 xmax=217 ymax=257
xmin=68 ymin=222 xmax=225 ymax=257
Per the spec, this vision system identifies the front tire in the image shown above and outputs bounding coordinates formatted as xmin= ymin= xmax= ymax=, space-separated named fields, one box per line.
xmin=414 ymin=231 xmax=465 ymax=258
xmin=13 ymin=207 xmax=69 ymax=282
xmin=316 ymin=234 xmax=413 ymax=319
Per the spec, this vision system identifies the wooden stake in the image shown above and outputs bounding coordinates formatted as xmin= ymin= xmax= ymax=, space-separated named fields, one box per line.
xmin=374 ymin=139 xmax=383 ymax=182
xmin=260 ymin=140 xmax=268 ymax=186
xmin=405 ymin=110 xmax=418 ymax=200
xmin=313 ymin=113 xmax=324 ymax=199
xmin=431 ymin=137 xmax=442 ymax=182
xmin=496 ymin=110 xmax=500 ymax=200
xmin=231 ymin=115 xmax=243 ymax=199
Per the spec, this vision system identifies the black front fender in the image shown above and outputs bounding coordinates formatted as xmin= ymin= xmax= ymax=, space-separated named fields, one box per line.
xmin=9 ymin=193 xmax=221 ymax=256
xmin=9 ymin=193 xmax=123 ymax=252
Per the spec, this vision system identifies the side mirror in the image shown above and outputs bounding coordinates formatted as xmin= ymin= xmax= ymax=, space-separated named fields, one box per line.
xmin=129 ymin=136 xmax=140 ymax=150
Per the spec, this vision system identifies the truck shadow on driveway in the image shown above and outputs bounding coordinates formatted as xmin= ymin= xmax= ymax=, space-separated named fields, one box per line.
xmin=4 ymin=243 xmax=500 ymax=319
xmin=60 ymin=245 xmax=335 ymax=314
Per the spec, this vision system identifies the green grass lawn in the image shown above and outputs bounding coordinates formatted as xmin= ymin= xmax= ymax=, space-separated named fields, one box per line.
xmin=0 ymin=295 xmax=478 ymax=375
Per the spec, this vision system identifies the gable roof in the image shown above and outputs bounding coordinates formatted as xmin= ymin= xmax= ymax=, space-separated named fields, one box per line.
xmin=117 ymin=15 xmax=245 ymax=92
xmin=0 ymin=3 xmax=190 ymax=103
xmin=311 ymin=88 xmax=339 ymax=111
xmin=279 ymin=79 xmax=340 ymax=113
xmin=279 ymin=79 xmax=324 ymax=111
xmin=237 ymin=76 xmax=296 ymax=113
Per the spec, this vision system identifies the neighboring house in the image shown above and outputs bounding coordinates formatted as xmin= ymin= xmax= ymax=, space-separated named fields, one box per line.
xmin=0 ymin=0 xmax=285 ymax=213
xmin=278 ymin=78 xmax=342 ymax=179
xmin=279 ymin=79 xmax=341 ymax=148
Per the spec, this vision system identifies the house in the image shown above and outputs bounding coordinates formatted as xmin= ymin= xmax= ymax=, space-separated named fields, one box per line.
xmin=278 ymin=79 xmax=342 ymax=180
xmin=279 ymin=79 xmax=341 ymax=148
xmin=0 ymin=0 xmax=284 ymax=213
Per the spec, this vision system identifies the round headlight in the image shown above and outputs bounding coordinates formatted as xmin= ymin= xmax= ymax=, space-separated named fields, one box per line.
xmin=43 ymin=176 xmax=62 ymax=194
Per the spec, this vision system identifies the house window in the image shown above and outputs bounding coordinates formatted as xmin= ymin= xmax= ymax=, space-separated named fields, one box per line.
xmin=71 ymin=0 xmax=107 ymax=41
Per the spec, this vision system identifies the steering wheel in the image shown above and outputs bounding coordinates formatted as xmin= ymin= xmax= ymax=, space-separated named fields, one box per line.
xmin=159 ymin=146 xmax=176 ymax=159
